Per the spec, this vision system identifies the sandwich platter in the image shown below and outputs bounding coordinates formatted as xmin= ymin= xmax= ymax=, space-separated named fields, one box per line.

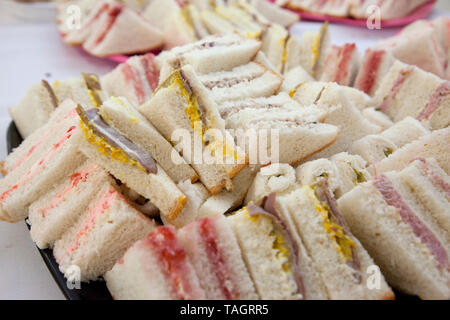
xmin=7 ymin=122 xmax=112 ymax=301
xmin=270 ymin=0 xmax=437 ymax=28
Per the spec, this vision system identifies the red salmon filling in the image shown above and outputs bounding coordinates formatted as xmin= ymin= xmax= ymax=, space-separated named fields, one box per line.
xmin=122 ymin=63 xmax=146 ymax=105
xmin=357 ymin=50 xmax=384 ymax=94
xmin=334 ymin=43 xmax=356 ymax=85
xmin=199 ymin=217 xmax=239 ymax=300
xmin=141 ymin=54 xmax=159 ymax=91
xmin=145 ymin=226 xmax=198 ymax=300
xmin=374 ymin=174 xmax=449 ymax=269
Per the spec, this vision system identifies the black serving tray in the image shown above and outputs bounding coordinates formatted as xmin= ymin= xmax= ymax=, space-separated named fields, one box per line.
xmin=7 ymin=122 xmax=112 ymax=300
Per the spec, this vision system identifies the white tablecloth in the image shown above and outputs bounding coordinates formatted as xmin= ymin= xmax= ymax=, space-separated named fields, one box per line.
xmin=0 ymin=1 xmax=448 ymax=300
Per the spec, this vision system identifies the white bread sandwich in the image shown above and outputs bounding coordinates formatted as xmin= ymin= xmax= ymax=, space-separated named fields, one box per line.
xmin=375 ymin=21 xmax=446 ymax=79
xmin=361 ymin=107 xmax=394 ymax=131
xmin=373 ymin=128 xmax=450 ymax=176
xmin=349 ymin=0 xmax=430 ymax=21
xmin=219 ymin=93 xmax=340 ymax=165
xmin=118 ymin=0 xmax=152 ymax=12
xmin=320 ymin=43 xmax=361 ymax=87
xmin=105 ymin=226 xmax=206 ymax=300
xmin=178 ymin=214 xmax=258 ymax=299
xmin=298 ymin=22 xmax=330 ymax=78
xmin=354 ymin=49 xmax=395 ymax=96
xmin=280 ymin=65 xmax=314 ymax=94
xmin=163 ymin=4 xmax=210 ymax=49
xmin=338 ymin=162 xmax=450 ymax=299
xmin=0 ymin=100 xmax=86 ymax=223
xmin=374 ymin=61 xmax=450 ymax=130
xmin=9 ymin=73 xmax=105 ymax=138
xmin=248 ymin=0 xmax=299 ymax=27
xmin=280 ymin=182 xmax=394 ymax=299
xmin=261 ymin=23 xmax=289 ymax=73
xmin=82 ymin=2 xmax=164 ymax=57
xmin=198 ymin=62 xmax=282 ymax=103
xmin=228 ymin=203 xmax=328 ymax=300
xmin=350 ymin=117 xmax=430 ymax=166
xmin=156 ymin=34 xmax=262 ymax=83
xmin=245 ymin=163 xmax=298 ymax=205
xmin=140 ymin=65 xmax=248 ymax=194
xmin=53 ymin=183 xmax=156 ymax=282
xmin=76 ymin=101 xmax=188 ymax=224
xmin=142 ymin=0 xmax=181 ymax=31
xmin=432 ymin=17 xmax=450 ymax=77
xmin=28 ymin=161 xmax=112 ymax=249
xmin=101 ymin=53 xmax=159 ymax=107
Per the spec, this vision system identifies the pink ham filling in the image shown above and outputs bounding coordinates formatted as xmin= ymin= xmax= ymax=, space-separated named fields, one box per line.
xmin=122 ymin=63 xmax=146 ymax=105
xmin=416 ymin=81 xmax=450 ymax=121
xmin=140 ymin=54 xmax=159 ymax=91
xmin=379 ymin=67 xmax=414 ymax=113
xmin=67 ymin=188 xmax=118 ymax=254
xmin=0 ymin=125 xmax=78 ymax=203
xmin=38 ymin=163 xmax=99 ymax=218
xmin=357 ymin=50 xmax=385 ymax=94
xmin=334 ymin=43 xmax=356 ymax=85
xmin=94 ymin=4 xmax=123 ymax=47
xmin=144 ymin=226 xmax=202 ymax=300
xmin=76 ymin=2 xmax=110 ymax=37
xmin=412 ymin=157 xmax=450 ymax=200
xmin=374 ymin=174 xmax=449 ymax=269
xmin=8 ymin=109 xmax=77 ymax=173
xmin=199 ymin=217 xmax=239 ymax=300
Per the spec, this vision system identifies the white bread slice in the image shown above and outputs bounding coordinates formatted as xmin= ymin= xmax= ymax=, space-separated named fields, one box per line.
xmin=77 ymin=110 xmax=187 ymax=224
xmin=99 ymin=96 xmax=198 ymax=184
xmin=228 ymin=207 xmax=302 ymax=300
xmin=105 ymin=226 xmax=205 ymax=300
xmin=338 ymin=175 xmax=450 ymax=299
xmin=142 ymin=0 xmax=180 ymax=31
xmin=296 ymin=159 xmax=341 ymax=194
xmin=381 ymin=117 xmax=430 ymax=148
xmin=140 ymin=66 xmax=247 ymax=193
xmin=250 ymin=0 xmax=299 ymax=27
xmin=298 ymin=22 xmax=330 ymax=78
xmin=198 ymin=62 xmax=282 ymax=103
xmin=161 ymin=180 xmax=209 ymax=228
xmin=253 ymin=51 xmax=279 ymax=74
xmin=350 ymin=135 xmax=399 ymax=165
xmin=320 ymin=43 xmax=361 ymax=87
xmin=83 ymin=4 xmax=164 ymax=57
xmin=374 ymin=128 xmax=450 ymax=175
xmin=362 ymin=107 xmax=394 ymax=131
xmin=281 ymin=185 xmax=394 ymax=300
xmin=245 ymin=164 xmax=297 ymax=205
xmin=53 ymin=185 xmax=156 ymax=282
xmin=156 ymin=35 xmax=262 ymax=81
xmin=178 ymin=215 xmax=258 ymax=300
xmin=9 ymin=80 xmax=59 ymax=138
xmin=330 ymin=152 xmax=372 ymax=198
xmin=354 ymin=49 xmax=395 ymax=96
xmin=281 ymin=65 xmax=314 ymax=94
xmin=0 ymin=117 xmax=86 ymax=223
xmin=28 ymin=162 xmax=112 ymax=249
xmin=3 ymin=99 xmax=77 ymax=176
xmin=198 ymin=165 xmax=259 ymax=217
xmin=261 ymin=24 xmax=289 ymax=73
xmin=100 ymin=53 xmax=159 ymax=107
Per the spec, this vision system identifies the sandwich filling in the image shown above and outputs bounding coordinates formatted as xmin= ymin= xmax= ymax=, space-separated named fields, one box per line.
xmin=416 ymin=81 xmax=450 ymax=121
xmin=93 ymin=4 xmax=123 ymax=47
xmin=411 ymin=158 xmax=450 ymax=201
xmin=312 ymin=22 xmax=328 ymax=77
xmin=305 ymin=180 xmax=361 ymax=280
xmin=77 ymin=105 xmax=157 ymax=174
xmin=248 ymin=194 xmax=306 ymax=299
xmin=374 ymin=174 xmax=449 ymax=270
xmin=122 ymin=63 xmax=147 ymax=105
xmin=357 ymin=49 xmax=385 ymax=94
xmin=143 ymin=226 xmax=202 ymax=300
xmin=333 ymin=43 xmax=356 ymax=84
xmin=379 ymin=67 xmax=414 ymax=113
xmin=41 ymin=79 xmax=59 ymax=109
xmin=82 ymin=73 xmax=103 ymax=108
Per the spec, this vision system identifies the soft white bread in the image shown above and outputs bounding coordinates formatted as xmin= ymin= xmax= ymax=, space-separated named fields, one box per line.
xmin=105 ymin=226 xmax=205 ymax=300
xmin=83 ymin=4 xmax=164 ymax=57
xmin=261 ymin=24 xmax=289 ymax=73
xmin=253 ymin=51 xmax=279 ymax=74
xmin=338 ymin=173 xmax=450 ymax=299
xmin=156 ymin=35 xmax=262 ymax=81
xmin=99 ymin=96 xmax=198 ymax=184
xmin=354 ymin=49 xmax=395 ymax=96
xmin=162 ymin=180 xmax=209 ymax=228
xmin=0 ymin=114 xmax=86 ymax=223
xmin=100 ymin=53 xmax=159 ymax=107
xmin=198 ymin=62 xmax=282 ymax=103
xmin=281 ymin=185 xmax=394 ymax=300
xmin=245 ymin=164 xmax=297 ymax=205
xmin=28 ymin=162 xmax=112 ymax=249
xmin=361 ymin=107 xmax=394 ymax=131
xmin=374 ymin=128 xmax=450 ymax=175
xmin=373 ymin=61 xmax=450 ymax=130
xmin=320 ymin=43 xmax=361 ymax=87
xmin=298 ymin=22 xmax=330 ymax=78
xmin=228 ymin=207 xmax=302 ymax=300
xmin=141 ymin=66 xmax=247 ymax=194
xmin=198 ymin=165 xmax=259 ymax=217
xmin=9 ymin=80 xmax=58 ymax=138
xmin=3 ymin=99 xmax=77 ymax=176
xmin=142 ymin=0 xmax=180 ymax=31
xmin=249 ymin=0 xmax=299 ymax=27
xmin=280 ymin=66 xmax=314 ymax=94
xmin=296 ymin=159 xmax=341 ymax=194
xmin=120 ymin=0 xmax=152 ymax=12
xmin=53 ymin=185 xmax=156 ymax=282
xmin=178 ymin=215 xmax=258 ymax=300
